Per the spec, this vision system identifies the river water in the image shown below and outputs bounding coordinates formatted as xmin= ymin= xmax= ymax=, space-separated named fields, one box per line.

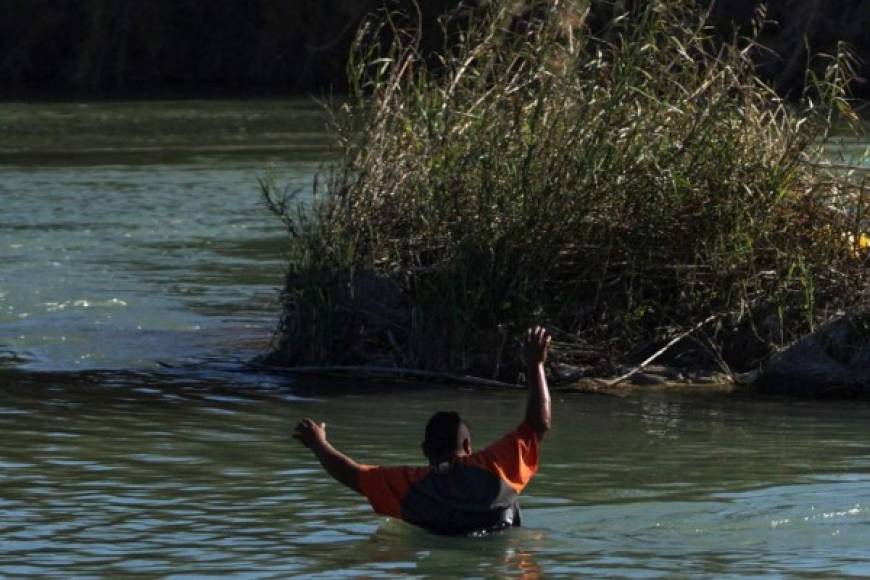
xmin=2 ymin=99 xmax=870 ymax=576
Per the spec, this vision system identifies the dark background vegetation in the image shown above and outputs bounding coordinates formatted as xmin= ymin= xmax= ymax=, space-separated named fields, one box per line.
xmin=0 ymin=0 xmax=868 ymax=99
xmin=0 ymin=0 xmax=454 ymax=97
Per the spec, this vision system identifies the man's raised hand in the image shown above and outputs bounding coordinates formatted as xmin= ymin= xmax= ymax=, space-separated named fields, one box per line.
xmin=293 ymin=418 xmax=328 ymax=450
xmin=524 ymin=325 xmax=551 ymax=367
xmin=523 ymin=325 xmax=552 ymax=436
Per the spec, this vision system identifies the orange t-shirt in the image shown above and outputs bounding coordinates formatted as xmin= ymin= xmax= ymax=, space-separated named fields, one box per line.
xmin=358 ymin=421 xmax=540 ymax=534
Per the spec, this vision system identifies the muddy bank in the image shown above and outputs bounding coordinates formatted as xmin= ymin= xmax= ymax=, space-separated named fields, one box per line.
xmin=567 ymin=312 xmax=870 ymax=398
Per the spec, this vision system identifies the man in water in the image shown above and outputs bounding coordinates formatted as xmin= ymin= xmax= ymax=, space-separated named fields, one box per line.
xmin=293 ymin=325 xmax=552 ymax=535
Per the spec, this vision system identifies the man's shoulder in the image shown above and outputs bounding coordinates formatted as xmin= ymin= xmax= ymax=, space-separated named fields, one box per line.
xmin=476 ymin=421 xmax=539 ymax=455
xmin=463 ymin=421 xmax=540 ymax=492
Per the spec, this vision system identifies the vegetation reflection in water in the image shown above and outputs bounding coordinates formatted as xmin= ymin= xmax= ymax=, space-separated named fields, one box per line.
xmin=2 ymin=373 xmax=870 ymax=576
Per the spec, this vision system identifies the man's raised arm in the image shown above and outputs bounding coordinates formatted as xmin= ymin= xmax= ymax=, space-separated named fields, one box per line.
xmin=523 ymin=326 xmax=552 ymax=438
xmin=293 ymin=418 xmax=363 ymax=493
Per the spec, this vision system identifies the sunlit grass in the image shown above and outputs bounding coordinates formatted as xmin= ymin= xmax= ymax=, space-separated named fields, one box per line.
xmin=264 ymin=0 xmax=869 ymax=380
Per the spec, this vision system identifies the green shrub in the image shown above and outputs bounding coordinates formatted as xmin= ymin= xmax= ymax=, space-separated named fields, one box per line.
xmin=264 ymin=0 xmax=868 ymax=380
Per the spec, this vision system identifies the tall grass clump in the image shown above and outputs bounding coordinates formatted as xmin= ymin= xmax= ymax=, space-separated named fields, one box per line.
xmin=264 ymin=0 xmax=868 ymax=380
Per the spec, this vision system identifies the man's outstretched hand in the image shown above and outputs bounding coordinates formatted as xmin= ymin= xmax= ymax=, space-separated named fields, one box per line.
xmin=524 ymin=325 xmax=552 ymax=368
xmin=292 ymin=418 xmax=362 ymax=493
xmin=293 ymin=418 xmax=328 ymax=450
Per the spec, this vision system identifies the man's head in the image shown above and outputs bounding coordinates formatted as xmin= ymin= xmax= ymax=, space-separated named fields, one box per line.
xmin=421 ymin=411 xmax=472 ymax=465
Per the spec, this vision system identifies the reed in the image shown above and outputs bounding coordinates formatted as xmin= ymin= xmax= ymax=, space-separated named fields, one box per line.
xmin=264 ymin=0 xmax=868 ymax=380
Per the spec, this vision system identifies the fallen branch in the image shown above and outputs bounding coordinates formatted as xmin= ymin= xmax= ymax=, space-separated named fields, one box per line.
xmin=605 ymin=314 xmax=719 ymax=387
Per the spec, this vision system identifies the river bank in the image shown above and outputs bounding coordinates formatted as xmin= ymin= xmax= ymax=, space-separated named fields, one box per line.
xmin=261 ymin=2 xmax=870 ymax=395
xmin=3 ymin=94 xmax=866 ymax=399
xmin=4 ymin=97 xmax=859 ymax=399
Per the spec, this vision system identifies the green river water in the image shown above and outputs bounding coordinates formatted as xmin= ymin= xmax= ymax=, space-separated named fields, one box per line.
xmin=2 ymin=99 xmax=870 ymax=577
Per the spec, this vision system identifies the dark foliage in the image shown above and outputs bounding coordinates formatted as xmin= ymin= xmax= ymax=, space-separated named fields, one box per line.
xmin=0 ymin=0 xmax=867 ymax=97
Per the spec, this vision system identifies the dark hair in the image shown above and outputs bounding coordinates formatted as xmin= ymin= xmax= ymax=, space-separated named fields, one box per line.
xmin=422 ymin=411 xmax=470 ymax=463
